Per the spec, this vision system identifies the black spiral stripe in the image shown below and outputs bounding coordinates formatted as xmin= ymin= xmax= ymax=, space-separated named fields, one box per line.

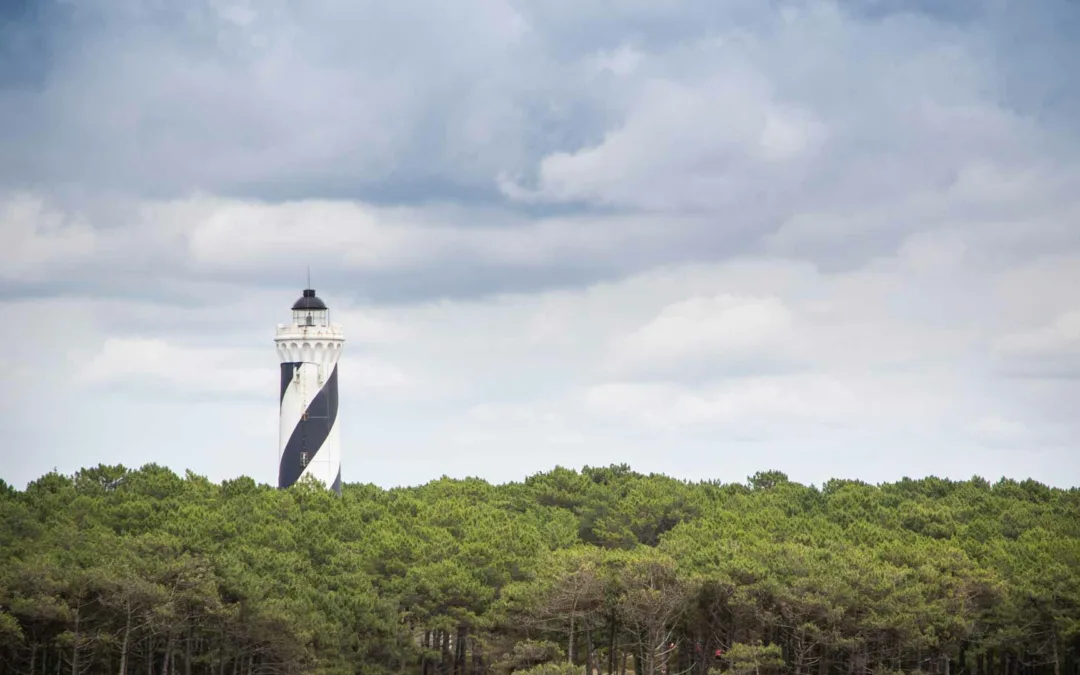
xmin=280 ymin=362 xmax=302 ymax=403
xmin=277 ymin=363 xmax=339 ymax=490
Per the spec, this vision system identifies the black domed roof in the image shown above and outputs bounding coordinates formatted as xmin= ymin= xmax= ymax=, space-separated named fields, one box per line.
xmin=292 ymin=288 xmax=327 ymax=310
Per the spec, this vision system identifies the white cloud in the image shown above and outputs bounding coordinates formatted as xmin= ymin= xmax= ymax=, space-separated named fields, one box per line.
xmin=606 ymin=294 xmax=800 ymax=379
xmin=502 ymin=7 xmax=986 ymax=216
xmin=3 ymin=0 xmax=1080 ymax=491
xmin=0 ymin=193 xmax=98 ymax=281
xmin=75 ymin=337 xmax=275 ymax=397
xmin=4 ymin=233 xmax=1080 ymax=488
xmin=72 ymin=334 xmax=443 ymax=402
xmin=455 ymin=402 xmax=584 ymax=448
xmin=993 ymin=310 xmax=1080 ymax=378
xmin=341 ymin=359 xmax=407 ymax=390
xmin=586 ymin=45 xmax=644 ymax=79
xmin=993 ymin=254 xmax=1080 ymax=327
xmin=6 ymin=191 xmax=734 ymax=293
xmin=185 ymin=198 xmax=435 ymax=272
xmin=582 ymin=375 xmax=859 ymax=433
xmin=501 ymin=72 xmax=826 ymax=211
xmin=968 ymin=415 xmax=1037 ymax=449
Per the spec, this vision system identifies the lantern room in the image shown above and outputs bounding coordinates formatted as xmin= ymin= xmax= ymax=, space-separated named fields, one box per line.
xmin=291 ymin=288 xmax=329 ymax=327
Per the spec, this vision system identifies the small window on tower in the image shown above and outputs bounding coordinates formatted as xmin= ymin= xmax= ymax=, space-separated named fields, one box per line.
xmin=301 ymin=452 xmax=309 ymax=467
xmin=301 ymin=410 xmax=309 ymax=421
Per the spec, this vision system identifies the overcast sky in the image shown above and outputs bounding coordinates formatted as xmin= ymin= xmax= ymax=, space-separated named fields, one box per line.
xmin=3 ymin=0 xmax=1079 ymax=491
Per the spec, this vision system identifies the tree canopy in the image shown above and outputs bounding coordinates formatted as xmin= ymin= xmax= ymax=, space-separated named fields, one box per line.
xmin=1 ymin=464 xmax=1078 ymax=675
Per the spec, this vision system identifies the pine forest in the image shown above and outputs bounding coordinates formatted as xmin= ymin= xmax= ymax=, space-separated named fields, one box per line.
xmin=1 ymin=464 xmax=1078 ymax=675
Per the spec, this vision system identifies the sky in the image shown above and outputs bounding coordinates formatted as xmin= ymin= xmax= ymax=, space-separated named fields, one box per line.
xmin=2 ymin=0 xmax=1079 ymax=491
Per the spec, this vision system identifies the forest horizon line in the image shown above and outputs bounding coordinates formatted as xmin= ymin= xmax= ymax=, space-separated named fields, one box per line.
xmin=5 ymin=461 xmax=1076 ymax=496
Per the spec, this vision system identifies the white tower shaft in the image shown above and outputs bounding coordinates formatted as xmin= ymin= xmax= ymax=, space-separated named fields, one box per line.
xmin=275 ymin=288 xmax=344 ymax=495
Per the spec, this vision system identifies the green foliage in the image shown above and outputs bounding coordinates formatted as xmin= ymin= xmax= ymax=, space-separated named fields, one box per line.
xmin=721 ymin=642 xmax=785 ymax=675
xmin=0 ymin=465 xmax=1077 ymax=675
xmin=491 ymin=639 xmax=565 ymax=672
xmin=511 ymin=663 xmax=580 ymax=675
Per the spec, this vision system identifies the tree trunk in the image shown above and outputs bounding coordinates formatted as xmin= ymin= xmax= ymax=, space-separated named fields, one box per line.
xmin=609 ymin=619 xmax=617 ymax=675
xmin=471 ymin=636 xmax=482 ymax=675
xmin=71 ymin=605 xmax=81 ymax=675
xmin=441 ymin=630 xmax=451 ymax=675
xmin=645 ymin=629 xmax=655 ymax=675
xmin=587 ymin=629 xmax=595 ymax=675
xmin=162 ymin=635 xmax=175 ymax=675
xmin=569 ymin=616 xmax=576 ymax=665
xmin=455 ymin=626 xmax=467 ymax=675
xmin=119 ymin=606 xmax=132 ymax=675
xmin=184 ymin=628 xmax=192 ymax=675
xmin=422 ymin=631 xmax=431 ymax=675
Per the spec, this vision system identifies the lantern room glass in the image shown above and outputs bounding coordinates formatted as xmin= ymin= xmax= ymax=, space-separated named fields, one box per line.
xmin=293 ymin=308 xmax=328 ymax=327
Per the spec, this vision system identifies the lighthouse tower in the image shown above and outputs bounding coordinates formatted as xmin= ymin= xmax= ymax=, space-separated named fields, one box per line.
xmin=275 ymin=286 xmax=345 ymax=495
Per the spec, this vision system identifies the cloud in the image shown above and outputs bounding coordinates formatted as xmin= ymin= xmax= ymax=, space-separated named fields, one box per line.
xmin=994 ymin=311 xmax=1080 ymax=379
xmin=5 ymin=0 xmax=1076 ymax=209
xmin=185 ymin=198 xmax=436 ymax=273
xmin=3 ymin=0 xmax=1080 ymax=491
xmin=0 ymin=193 xmax=98 ymax=282
xmin=75 ymin=337 xmax=274 ymax=398
xmin=0 ymin=190 xmax=763 ymax=304
xmin=454 ymin=402 xmax=585 ymax=448
xmin=605 ymin=295 xmax=801 ymax=380
xmin=497 ymin=2 xmax=1080 ymax=271
xmin=501 ymin=71 xmax=828 ymax=211
xmin=5 ymin=235 xmax=1080 ymax=488
xmin=1 ymin=0 xmax=553 ymax=200
xmin=582 ymin=375 xmax=861 ymax=435
xmin=72 ymin=331 xmax=449 ymax=402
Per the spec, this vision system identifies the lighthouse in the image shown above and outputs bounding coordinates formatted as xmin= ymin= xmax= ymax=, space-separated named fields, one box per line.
xmin=275 ymin=286 xmax=345 ymax=495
